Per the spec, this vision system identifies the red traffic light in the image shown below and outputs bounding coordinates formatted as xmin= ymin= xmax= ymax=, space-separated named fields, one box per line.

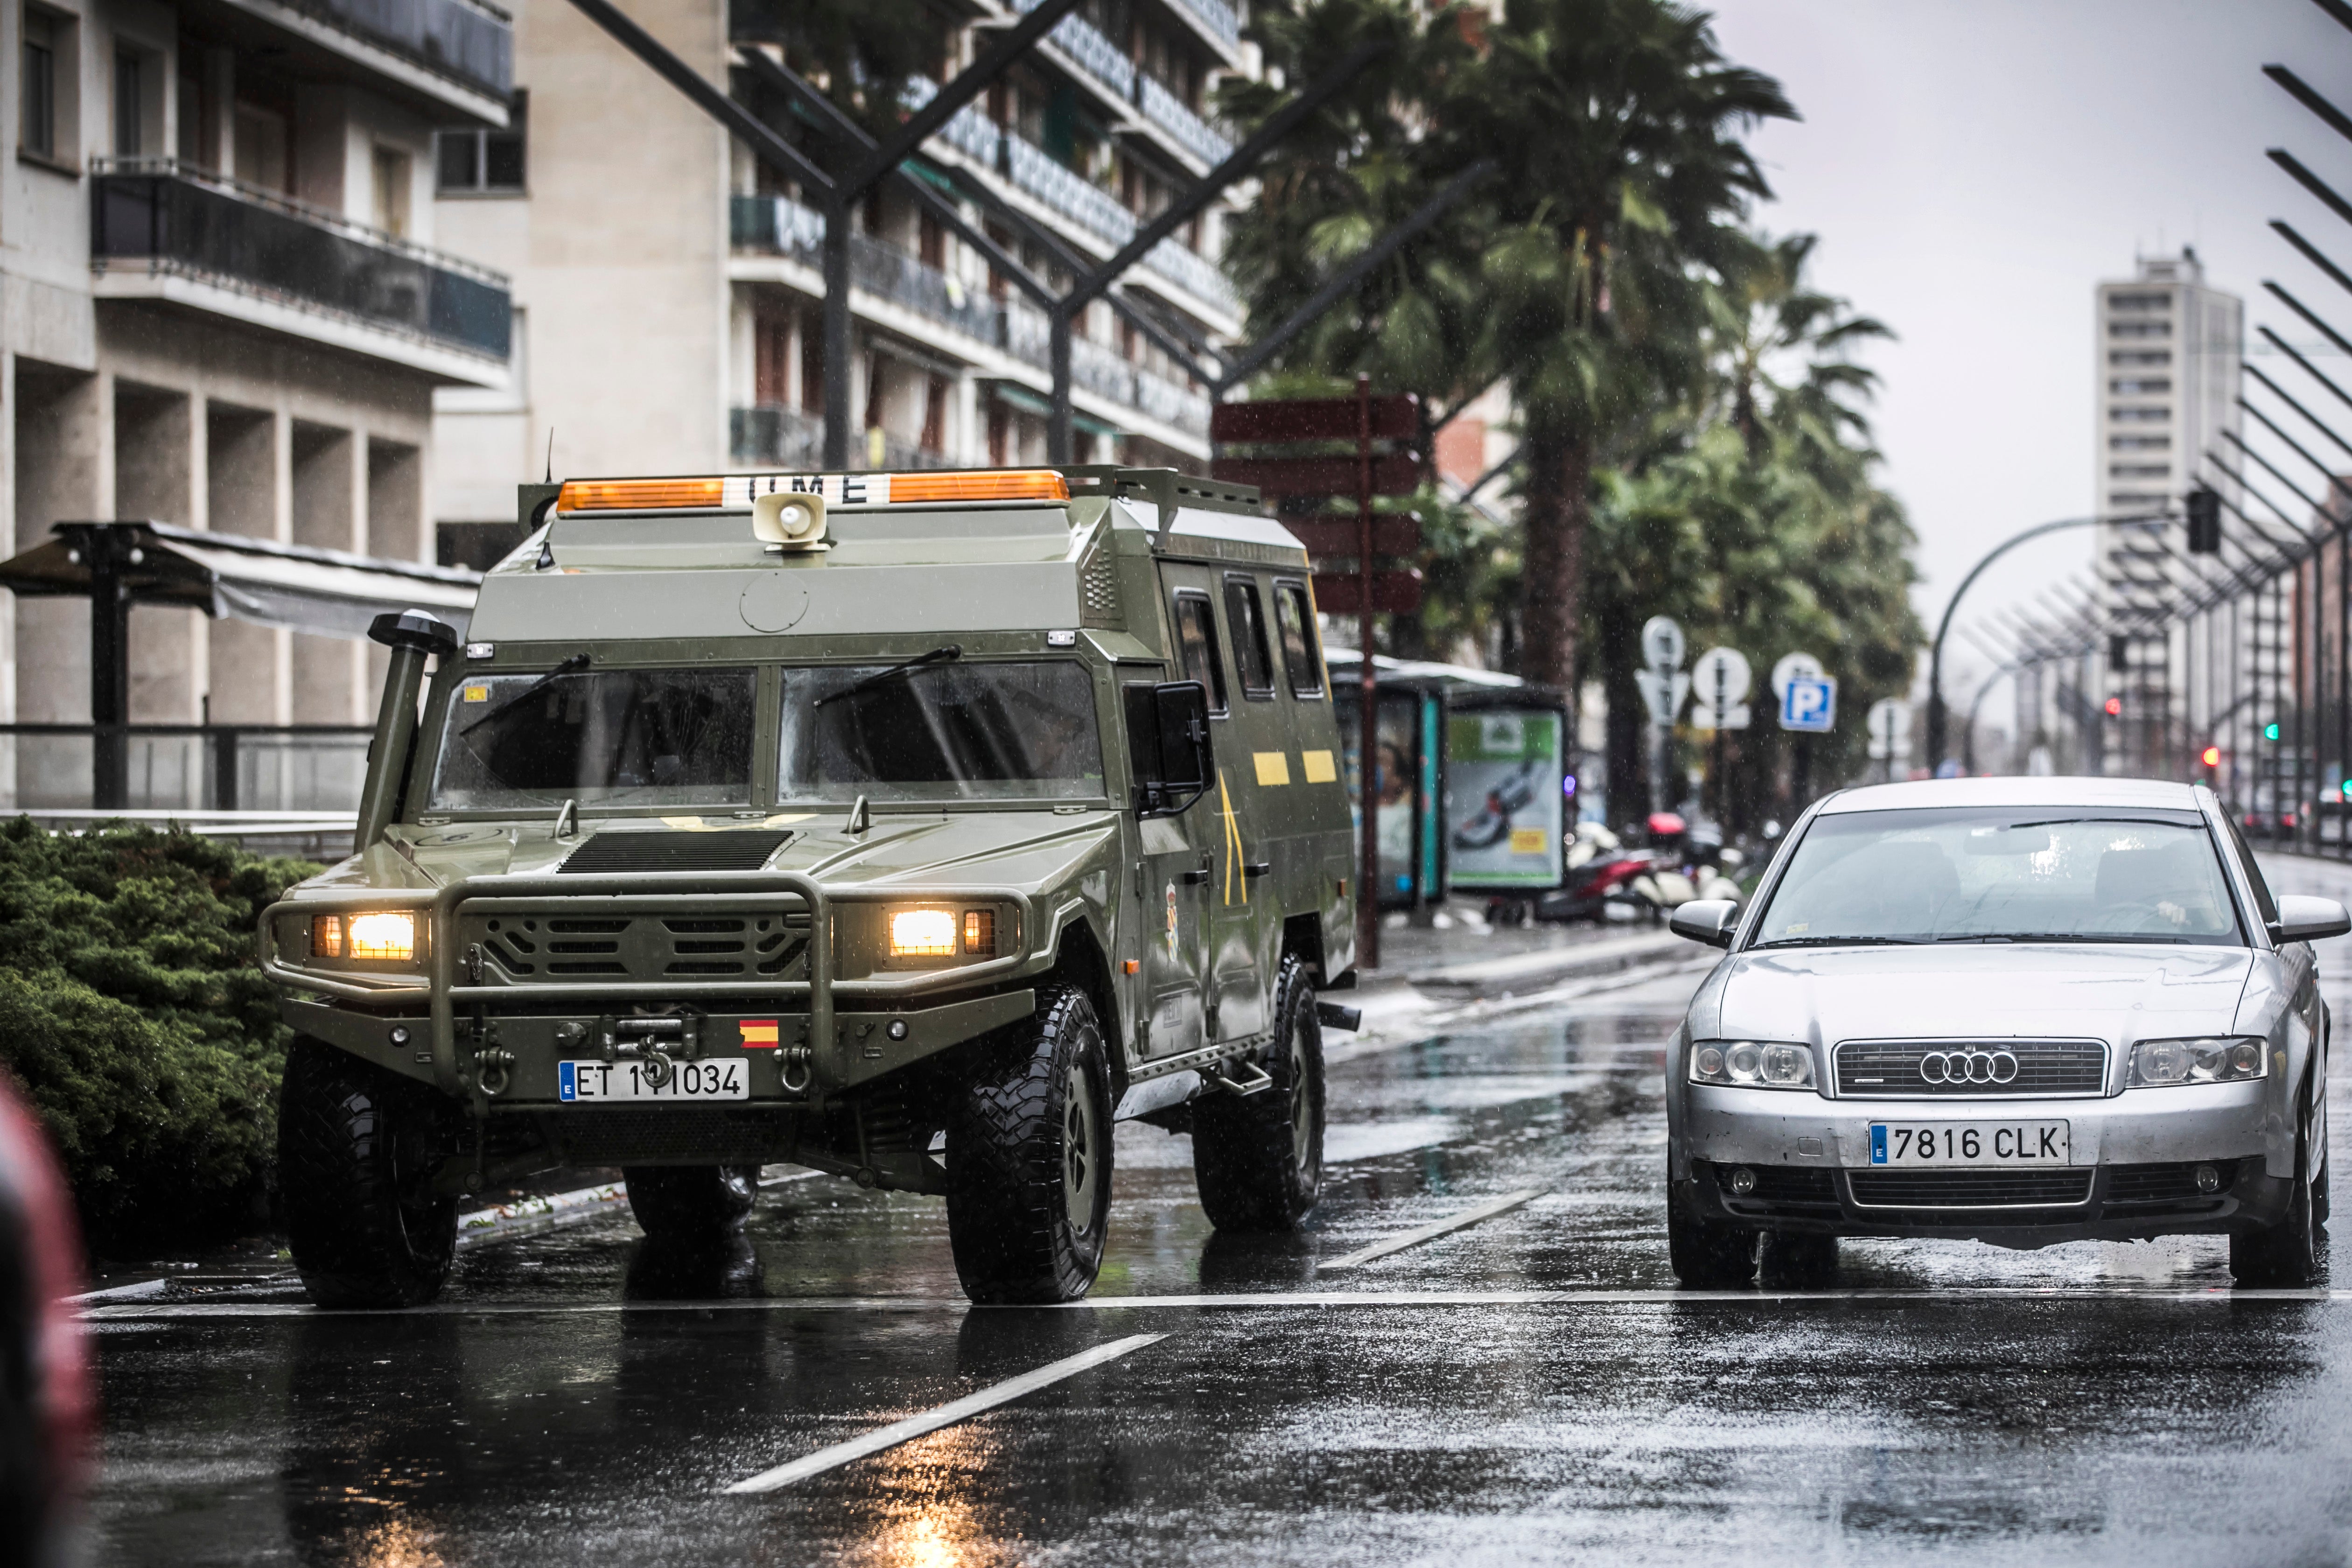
xmin=2201 ymin=745 xmax=2221 ymax=768
xmin=2103 ymin=697 xmax=2123 ymax=717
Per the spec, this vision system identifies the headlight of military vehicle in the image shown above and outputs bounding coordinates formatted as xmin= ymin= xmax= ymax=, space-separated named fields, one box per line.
xmin=1689 ymin=1039 xmax=1816 ymax=1090
xmin=882 ymin=905 xmax=1001 ymax=962
xmin=311 ymin=911 xmax=418 ymax=963
xmin=2127 ymin=1036 xmax=2266 ymax=1088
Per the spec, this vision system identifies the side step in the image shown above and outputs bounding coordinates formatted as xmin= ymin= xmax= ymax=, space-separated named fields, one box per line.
xmin=1203 ymin=1061 xmax=1274 ymax=1097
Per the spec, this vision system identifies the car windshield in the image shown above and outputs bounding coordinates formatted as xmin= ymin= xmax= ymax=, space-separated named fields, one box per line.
xmin=1752 ymin=806 xmax=2244 ymax=947
xmin=427 ymin=665 xmax=756 ymax=811
xmin=777 ymin=660 xmax=1105 ymax=803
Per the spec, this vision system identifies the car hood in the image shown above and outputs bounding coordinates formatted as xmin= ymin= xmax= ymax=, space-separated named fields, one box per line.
xmin=310 ymin=810 xmax=1119 ymax=897
xmin=1705 ymin=943 xmax=2257 ymax=1048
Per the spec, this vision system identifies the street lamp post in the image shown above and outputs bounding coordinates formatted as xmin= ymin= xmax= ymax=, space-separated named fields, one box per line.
xmin=1926 ymin=513 xmax=2169 ymax=771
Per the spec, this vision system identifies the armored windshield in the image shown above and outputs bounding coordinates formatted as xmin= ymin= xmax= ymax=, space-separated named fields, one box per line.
xmin=427 ymin=665 xmax=757 ymax=811
xmin=1752 ymin=806 xmax=2245 ymax=948
xmin=778 ymin=661 xmax=1105 ymax=803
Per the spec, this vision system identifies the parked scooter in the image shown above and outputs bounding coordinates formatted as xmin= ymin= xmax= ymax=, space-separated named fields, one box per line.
xmin=1619 ymin=813 xmax=1744 ymax=923
xmin=1519 ymin=821 xmax=1662 ymax=924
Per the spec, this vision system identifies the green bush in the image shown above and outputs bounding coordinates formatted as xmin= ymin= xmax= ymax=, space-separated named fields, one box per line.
xmin=0 ymin=819 xmax=319 ymax=1244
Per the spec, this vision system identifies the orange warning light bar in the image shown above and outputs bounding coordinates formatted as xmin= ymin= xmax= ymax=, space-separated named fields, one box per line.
xmin=886 ymin=469 xmax=1070 ymax=504
xmin=557 ymin=477 xmax=727 ymax=512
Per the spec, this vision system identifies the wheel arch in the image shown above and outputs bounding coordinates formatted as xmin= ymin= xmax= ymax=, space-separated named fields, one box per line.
xmin=1038 ymin=916 xmax=1127 ymax=1105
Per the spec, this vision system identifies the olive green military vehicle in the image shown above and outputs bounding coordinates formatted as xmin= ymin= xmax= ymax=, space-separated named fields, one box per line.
xmin=260 ymin=465 xmax=1361 ymax=1307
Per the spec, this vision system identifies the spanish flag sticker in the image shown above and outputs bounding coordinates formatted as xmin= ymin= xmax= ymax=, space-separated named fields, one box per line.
xmin=739 ymin=1019 xmax=780 ymax=1049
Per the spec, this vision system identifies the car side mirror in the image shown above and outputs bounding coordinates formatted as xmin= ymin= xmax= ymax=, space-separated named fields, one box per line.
xmin=1669 ymin=898 xmax=1739 ymax=949
xmin=2269 ymin=895 xmax=2352 ymax=944
xmin=1125 ymin=679 xmax=1213 ymax=817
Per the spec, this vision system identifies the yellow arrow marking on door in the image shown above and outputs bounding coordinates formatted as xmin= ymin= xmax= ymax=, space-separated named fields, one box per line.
xmin=1218 ymin=768 xmax=1248 ymax=906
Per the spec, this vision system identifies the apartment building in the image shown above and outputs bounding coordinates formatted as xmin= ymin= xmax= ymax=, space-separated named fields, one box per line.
xmin=0 ymin=0 xmax=516 ymax=798
xmin=2093 ymin=248 xmax=2243 ymax=774
xmin=430 ymin=0 xmax=1243 ymax=551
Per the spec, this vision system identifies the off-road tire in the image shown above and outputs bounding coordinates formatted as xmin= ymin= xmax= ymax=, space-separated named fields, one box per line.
xmin=280 ymin=1038 xmax=458 ymax=1309
xmin=623 ymin=1165 xmax=760 ymax=1241
xmin=1667 ymin=1183 xmax=1758 ymax=1286
xmin=2233 ymin=1081 xmax=2326 ymax=1287
xmin=945 ymin=987 xmax=1113 ymax=1304
xmin=1193 ymin=958 xmax=1325 ymax=1232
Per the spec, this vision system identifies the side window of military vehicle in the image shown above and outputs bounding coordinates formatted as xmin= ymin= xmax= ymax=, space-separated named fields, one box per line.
xmin=1223 ymin=575 xmax=1276 ymax=700
xmin=1272 ymin=579 xmax=1322 ymax=699
xmin=1172 ymin=592 xmax=1228 ymax=715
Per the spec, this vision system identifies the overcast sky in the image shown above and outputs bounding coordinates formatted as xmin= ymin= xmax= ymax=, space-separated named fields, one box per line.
xmin=1698 ymin=0 xmax=2349 ymax=739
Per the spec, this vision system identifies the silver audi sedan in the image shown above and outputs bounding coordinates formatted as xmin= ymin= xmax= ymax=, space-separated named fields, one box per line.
xmin=1664 ymin=777 xmax=2348 ymax=1287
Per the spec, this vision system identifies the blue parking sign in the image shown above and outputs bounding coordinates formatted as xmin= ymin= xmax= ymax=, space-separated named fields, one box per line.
xmin=1780 ymin=676 xmax=1837 ymax=733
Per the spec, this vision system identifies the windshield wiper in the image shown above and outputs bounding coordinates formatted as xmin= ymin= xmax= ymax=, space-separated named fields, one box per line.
xmin=460 ymin=652 xmax=590 ymax=735
xmin=1751 ymin=936 xmax=1928 ymax=949
xmin=813 ymin=645 xmax=961 ymax=709
xmin=1934 ymin=932 xmax=2196 ymax=945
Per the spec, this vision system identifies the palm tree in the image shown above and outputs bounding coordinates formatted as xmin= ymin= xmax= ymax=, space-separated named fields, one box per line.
xmin=1442 ymin=0 xmax=1794 ymax=696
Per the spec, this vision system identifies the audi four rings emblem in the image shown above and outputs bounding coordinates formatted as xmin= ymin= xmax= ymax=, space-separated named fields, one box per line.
xmin=1918 ymin=1049 xmax=2020 ymax=1085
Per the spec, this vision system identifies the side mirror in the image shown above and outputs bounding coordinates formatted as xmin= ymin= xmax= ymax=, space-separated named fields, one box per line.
xmin=2270 ymin=895 xmax=2352 ymax=944
xmin=1125 ymin=680 xmax=1213 ymax=817
xmin=1669 ymin=898 xmax=1739 ymax=949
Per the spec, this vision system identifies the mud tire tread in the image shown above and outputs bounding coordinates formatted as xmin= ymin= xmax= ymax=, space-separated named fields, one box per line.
xmin=1192 ymin=958 xmax=1325 ymax=1233
xmin=945 ymin=987 xmax=1112 ymax=1304
xmin=279 ymin=1038 xmax=458 ymax=1310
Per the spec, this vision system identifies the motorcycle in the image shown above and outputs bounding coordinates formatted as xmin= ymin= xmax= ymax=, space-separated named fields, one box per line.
xmin=1618 ymin=813 xmax=1744 ymax=924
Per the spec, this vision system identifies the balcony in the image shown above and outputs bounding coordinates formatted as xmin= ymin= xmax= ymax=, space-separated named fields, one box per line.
xmin=91 ymin=159 xmax=511 ymax=380
xmin=1071 ymin=335 xmax=1208 ymax=436
xmin=210 ymin=0 xmax=511 ymax=121
xmin=1010 ymin=0 xmax=1134 ymax=103
xmin=1137 ymin=74 xmax=1232 ymax=168
xmin=1160 ymin=0 xmax=1239 ymax=51
xmin=731 ymin=404 xmax=825 ymax=469
xmin=731 ymin=194 xmax=1010 ymax=352
xmin=1002 ymin=134 xmax=1136 ymax=248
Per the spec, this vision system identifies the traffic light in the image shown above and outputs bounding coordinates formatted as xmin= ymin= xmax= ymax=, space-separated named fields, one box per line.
xmin=2104 ymin=696 xmax=2123 ymax=717
xmin=2266 ymin=721 xmax=2282 ymax=741
xmin=2202 ymin=745 xmax=2221 ymax=768
xmin=2186 ymin=487 xmax=2222 ymax=554
xmin=2108 ymin=634 xmax=2129 ymax=674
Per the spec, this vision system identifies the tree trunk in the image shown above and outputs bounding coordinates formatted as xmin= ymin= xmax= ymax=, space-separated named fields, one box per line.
xmin=1598 ymin=596 xmax=1649 ymax=828
xmin=1518 ymin=420 xmax=1592 ymax=695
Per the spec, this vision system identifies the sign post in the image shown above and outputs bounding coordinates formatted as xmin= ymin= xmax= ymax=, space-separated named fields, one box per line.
xmin=1690 ymin=646 xmax=1753 ymax=822
xmin=1867 ymin=698 xmax=1912 ymax=782
xmin=1771 ymin=653 xmax=1834 ymax=808
xmin=1636 ymin=616 xmax=1687 ymax=817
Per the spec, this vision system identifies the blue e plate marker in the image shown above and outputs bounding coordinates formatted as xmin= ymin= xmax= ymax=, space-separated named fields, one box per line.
xmin=559 ymin=1061 xmax=577 ymax=1102
xmin=1870 ymin=1125 xmax=1888 ymax=1165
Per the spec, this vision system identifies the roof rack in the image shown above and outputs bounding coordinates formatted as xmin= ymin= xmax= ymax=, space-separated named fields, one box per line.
xmin=1062 ymin=466 xmax=1262 ymax=539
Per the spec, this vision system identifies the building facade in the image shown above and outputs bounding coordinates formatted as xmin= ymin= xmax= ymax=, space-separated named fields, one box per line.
xmin=430 ymin=0 xmax=1244 ymax=557
xmin=2093 ymin=248 xmax=2243 ymax=775
xmin=1 ymin=0 xmax=516 ymax=805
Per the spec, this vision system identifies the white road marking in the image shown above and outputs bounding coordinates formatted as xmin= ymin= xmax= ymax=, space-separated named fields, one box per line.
xmin=722 ymin=1332 xmax=1169 ymax=1495
xmin=82 ymin=1286 xmax=2349 ymax=1321
xmin=1320 ymin=1189 xmax=1545 ymax=1270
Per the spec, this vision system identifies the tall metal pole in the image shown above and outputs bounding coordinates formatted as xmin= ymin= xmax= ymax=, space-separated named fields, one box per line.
xmin=1048 ymin=308 xmax=1074 ymax=465
xmin=1354 ymin=373 xmax=1379 ymax=972
xmin=822 ymin=213 xmax=853 ymax=469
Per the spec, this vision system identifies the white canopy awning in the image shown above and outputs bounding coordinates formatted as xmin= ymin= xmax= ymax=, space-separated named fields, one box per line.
xmin=0 ymin=520 xmax=480 ymax=638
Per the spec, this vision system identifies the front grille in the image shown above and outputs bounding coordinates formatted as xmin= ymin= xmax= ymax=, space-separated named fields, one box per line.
xmin=557 ymin=830 xmax=793 ymax=874
xmin=1848 ymin=1169 xmax=2094 ymax=1208
xmin=460 ymin=908 xmax=809 ymax=984
xmin=2106 ymin=1160 xmax=2238 ymax=1205
xmin=1834 ymin=1039 xmax=2107 ymax=1098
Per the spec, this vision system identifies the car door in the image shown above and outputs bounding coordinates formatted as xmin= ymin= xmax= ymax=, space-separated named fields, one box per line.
xmin=1132 ymin=587 xmax=1223 ymax=1056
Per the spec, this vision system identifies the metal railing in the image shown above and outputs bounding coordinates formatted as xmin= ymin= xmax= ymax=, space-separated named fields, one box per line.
xmin=0 ymin=724 xmax=374 ymax=813
xmin=731 ymin=404 xmax=825 ymax=469
xmin=1010 ymin=0 xmax=1134 ymax=100
xmin=280 ymin=0 xmax=513 ymax=98
xmin=1161 ymin=0 xmax=1239 ymax=48
xmin=1137 ymin=73 xmax=1232 ymax=167
xmin=731 ymin=194 xmax=1013 ymax=350
xmin=1001 ymin=134 xmax=1136 ymax=247
xmin=91 ymin=159 xmax=512 ymax=359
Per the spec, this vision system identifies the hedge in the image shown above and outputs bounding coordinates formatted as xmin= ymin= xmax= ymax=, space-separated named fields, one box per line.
xmin=0 ymin=819 xmax=319 ymax=1244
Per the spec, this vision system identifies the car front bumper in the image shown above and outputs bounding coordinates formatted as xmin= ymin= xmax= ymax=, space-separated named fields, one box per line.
xmin=1673 ymin=1080 xmax=2292 ymax=1244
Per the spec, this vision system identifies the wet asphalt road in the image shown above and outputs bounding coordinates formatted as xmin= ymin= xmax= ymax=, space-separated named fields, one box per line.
xmin=81 ymin=861 xmax=2352 ymax=1566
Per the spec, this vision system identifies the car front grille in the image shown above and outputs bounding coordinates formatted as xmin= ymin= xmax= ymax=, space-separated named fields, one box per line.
xmin=1846 ymin=1169 xmax=2095 ymax=1208
xmin=458 ymin=907 xmax=810 ymax=985
xmin=1833 ymin=1039 xmax=2108 ymax=1098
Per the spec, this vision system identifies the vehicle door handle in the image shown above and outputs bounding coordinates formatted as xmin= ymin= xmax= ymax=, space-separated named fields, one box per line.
xmin=1241 ymin=861 xmax=1273 ymax=879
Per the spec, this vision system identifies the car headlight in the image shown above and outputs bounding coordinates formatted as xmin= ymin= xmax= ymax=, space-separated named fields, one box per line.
xmin=888 ymin=908 xmax=959 ymax=958
xmin=1690 ymin=1039 xmax=1816 ymax=1091
xmin=312 ymin=912 xmax=417 ymax=963
xmin=2127 ymin=1036 xmax=2267 ymax=1088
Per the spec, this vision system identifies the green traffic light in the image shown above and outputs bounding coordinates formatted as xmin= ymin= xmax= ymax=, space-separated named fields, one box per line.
xmin=2265 ymin=722 xmax=2282 ymax=741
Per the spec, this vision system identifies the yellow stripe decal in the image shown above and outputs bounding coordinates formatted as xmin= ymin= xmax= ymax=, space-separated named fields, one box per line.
xmin=1253 ymin=751 xmax=1291 ymax=787
xmin=1301 ymin=749 xmax=1337 ymax=784
xmin=1218 ymin=769 xmax=1247 ymax=906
